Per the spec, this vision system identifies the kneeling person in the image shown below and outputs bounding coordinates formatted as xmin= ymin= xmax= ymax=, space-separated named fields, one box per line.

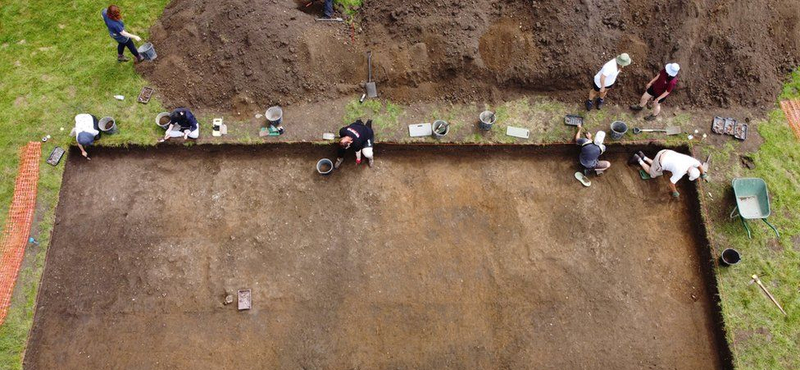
xmin=336 ymin=119 xmax=374 ymax=168
xmin=161 ymin=108 xmax=200 ymax=142
xmin=74 ymin=113 xmax=101 ymax=159
xmin=575 ymin=125 xmax=610 ymax=175
xmin=632 ymin=149 xmax=707 ymax=197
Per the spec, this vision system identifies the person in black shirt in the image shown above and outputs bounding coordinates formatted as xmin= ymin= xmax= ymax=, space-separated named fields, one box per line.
xmin=335 ymin=119 xmax=374 ymax=168
xmin=575 ymin=125 xmax=610 ymax=175
xmin=160 ymin=108 xmax=200 ymax=142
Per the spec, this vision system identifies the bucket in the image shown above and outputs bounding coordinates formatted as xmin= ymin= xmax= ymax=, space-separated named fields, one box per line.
xmin=610 ymin=121 xmax=628 ymax=140
xmin=316 ymin=159 xmax=333 ymax=175
xmin=479 ymin=111 xmax=496 ymax=131
xmin=98 ymin=117 xmax=118 ymax=134
xmin=156 ymin=112 xmax=171 ymax=129
xmin=720 ymin=248 xmax=741 ymax=266
xmin=138 ymin=42 xmax=157 ymax=61
xmin=432 ymin=120 xmax=449 ymax=138
xmin=266 ymin=106 xmax=283 ymax=126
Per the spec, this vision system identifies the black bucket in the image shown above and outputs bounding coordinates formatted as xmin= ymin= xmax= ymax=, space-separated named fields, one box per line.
xmin=720 ymin=248 xmax=741 ymax=266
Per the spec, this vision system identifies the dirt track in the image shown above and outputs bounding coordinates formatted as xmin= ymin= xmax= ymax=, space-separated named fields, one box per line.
xmin=25 ymin=145 xmax=725 ymax=369
xmin=138 ymin=0 xmax=800 ymax=112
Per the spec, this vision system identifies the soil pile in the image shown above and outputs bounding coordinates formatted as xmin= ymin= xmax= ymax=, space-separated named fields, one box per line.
xmin=139 ymin=0 xmax=800 ymax=111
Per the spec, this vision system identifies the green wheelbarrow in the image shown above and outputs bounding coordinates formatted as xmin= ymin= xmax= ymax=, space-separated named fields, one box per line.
xmin=729 ymin=178 xmax=779 ymax=239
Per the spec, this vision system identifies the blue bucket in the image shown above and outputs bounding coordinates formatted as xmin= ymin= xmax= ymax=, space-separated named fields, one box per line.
xmin=138 ymin=42 xmax=157 ymax=61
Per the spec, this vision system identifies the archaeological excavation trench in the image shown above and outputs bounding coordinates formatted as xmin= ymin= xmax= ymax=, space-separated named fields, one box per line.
xmin=25 ymin=144 xmax=731 ymax=369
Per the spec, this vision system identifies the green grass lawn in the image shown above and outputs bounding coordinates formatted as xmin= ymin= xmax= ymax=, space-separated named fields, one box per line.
xmin=0 ymin=0 xmax=798 ymax=369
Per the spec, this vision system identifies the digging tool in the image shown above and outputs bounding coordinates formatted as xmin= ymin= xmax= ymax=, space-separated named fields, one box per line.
xmin=702 ymin=154 xmax=711 ymax=172
xmin=366 ymin=51 xmax=378 ymax=98
xmin=315 ymin=17 xmax=344 ymax=22
xmin=632 ymin=126 xmax=682 ymax=135
xmin=749 ymin=274 xmax=787 ymax=316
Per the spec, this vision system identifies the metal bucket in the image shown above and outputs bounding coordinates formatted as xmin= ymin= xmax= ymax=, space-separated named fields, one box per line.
xmin=610 ymin=121 xmax=628 ymax=140
xmin=479 ymin=111 xmax=496 ymax=131
xmin=266 ymin=106 xmax=283 ymax=126
xmin=316 ymin=159 xmax=333 ymax=175
xmin=98 ymin=117 xmax=118 ymax=134
xmin=432 ymin=120 xmax=449 ymax=138
xmin=156 ymin=112 xmax=171 ymax=129
xmin=138 ymin=42 xmax=157 ymax=61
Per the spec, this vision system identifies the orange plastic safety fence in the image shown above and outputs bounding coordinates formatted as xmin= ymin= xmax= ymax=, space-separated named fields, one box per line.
xmin=780 ymin=99 xmax=800 ymax=140
xmin=0 ymin=142 xmax=42 ymax=325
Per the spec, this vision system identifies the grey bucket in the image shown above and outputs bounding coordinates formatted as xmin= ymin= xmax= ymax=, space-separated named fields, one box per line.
xmin=98 ymin=117 xmax=118 ymax=134
xmin=266 ymin=106 xmax=283 ymax=126
xmin=316 ymin=159 xmax=334 ymax=175
xmin=479 ymin=111 xmax=496 ymax=131
xmin=432 ymin=120 xmax=449 ymax=138
xmin=156 ymin=112 xmax=171 ymax=129
xmin=138 ymin=42 xmax=157 ymax=61
xmin=720 ymin=248 xmax=741 ymax=266
xmin=610 ymin=121 xmax=628 ymax=140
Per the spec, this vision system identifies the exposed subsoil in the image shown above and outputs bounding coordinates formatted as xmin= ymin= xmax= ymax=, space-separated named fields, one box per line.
xmin=138 ymin=0 xmax=800 ymax=112
xmin=26 ymin=145 xmax=727 ymax=369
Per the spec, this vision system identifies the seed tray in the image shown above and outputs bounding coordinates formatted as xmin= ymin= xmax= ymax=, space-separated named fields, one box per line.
xmin=711 ymin=116 xmax=725 ymax=134
xmin=734 ymin=122 xmax=748 ymax=141
xmin=723 ymin=118 xmax=736 ymax=136
xmin=46 ymin=146 xmax=65 ymax=166
xmin=564 ymin=114 xmax=584 ymax=126
xmin=137 ymin=87 xmax=154 ymax=104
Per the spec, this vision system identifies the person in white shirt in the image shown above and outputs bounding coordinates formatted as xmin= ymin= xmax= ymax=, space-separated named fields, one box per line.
xmin=586 ymin=53 xmax=631 ymax=111
xmin=630 ymin=149 xmax=707 ymax=198
xmin=73 ymin=114 xmax=100 ymax=159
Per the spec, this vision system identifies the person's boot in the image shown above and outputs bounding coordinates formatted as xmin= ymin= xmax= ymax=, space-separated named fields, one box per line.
xmin=133 ymin=55 xmax=144 ymax=64
xmin=117 ymin=54 xmax=130 ymax=62
xmin=629 ymin=104 xmax=644 ymax=111
xmin=595 ymin=98 xmax=605 ymax=110
xmin=334 ymin=158 xmax=344 ymax=169
xmin=637 ymin=151 xmax=647 ymax=160
xmin=644 ymin=114 xmax=657 ymax=121
xmin=629 ymin=153 xmax=642 ymax=165
xmin=367 ymin=157 xmax=374 ymax=168
xmin=585 ymin=100 xmax=593 ymax=111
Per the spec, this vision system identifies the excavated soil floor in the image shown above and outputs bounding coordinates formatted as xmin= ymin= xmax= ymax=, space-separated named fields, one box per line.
xmin=25 ymin=145 xmax=727 ymax=369
xmin=138 ymin=0 xmax=800 ymax=112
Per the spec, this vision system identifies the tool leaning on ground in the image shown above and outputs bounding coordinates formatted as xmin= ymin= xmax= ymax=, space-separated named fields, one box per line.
xmin=632 ymin=126 xmax=682 ymax=135
xmin=365 ymin=51 xmax=378 ymax=99
xmin=749 ymin=274 xmax=787 ymax=316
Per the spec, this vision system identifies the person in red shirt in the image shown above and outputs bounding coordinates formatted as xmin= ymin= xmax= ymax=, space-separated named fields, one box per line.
xmin=630 ymin=63 xmax=680 ymax=120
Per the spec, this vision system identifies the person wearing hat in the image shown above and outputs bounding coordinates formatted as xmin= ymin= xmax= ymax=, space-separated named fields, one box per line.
xmin=586 ymin=53 xmax=631 ymax=111
xmin=335 ymin=119 xmax=374 ymax=168
xmin=74 ymin=113 xmax=101 ymax=159
xmin=630 ymin=149 xmax=707 ymax=198
xmin=574 ymin=125 xmax=611 ymax=176
xmin=160 ymin=108 xmax=200 ymax=142
xmin=630 ymin=63 xmax=681 ymax=120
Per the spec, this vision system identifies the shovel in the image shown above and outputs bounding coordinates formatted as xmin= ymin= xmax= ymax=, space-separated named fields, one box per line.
xmin=366 ymin=51 xmax=378 ymax=98
xmin=632 ymin=126 xmax=681 ymax=135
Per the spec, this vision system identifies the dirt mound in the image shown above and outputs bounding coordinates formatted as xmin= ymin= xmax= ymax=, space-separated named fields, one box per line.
xmin=139 ymin=0 xmax=800 ymax=112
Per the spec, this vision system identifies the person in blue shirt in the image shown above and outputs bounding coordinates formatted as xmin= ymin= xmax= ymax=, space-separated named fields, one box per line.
xmin=101 ymin=5 xmax=144 ymax=63
xmin=160 ymin=108 xmax=201 ymax=142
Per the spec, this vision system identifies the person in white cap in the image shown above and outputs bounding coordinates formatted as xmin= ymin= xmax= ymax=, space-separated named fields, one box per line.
xmin=586 ymin=53 xmax=632 ymax=111
xmin=73 ymin=113 xmax=101 ymax=159
xmin=630 ymin=63 xmax=680 ymax=120
xmin=574 ymin=125 xmax=610 ymax=176
xmin=630 ymin=149 xmax=707 ymax=198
